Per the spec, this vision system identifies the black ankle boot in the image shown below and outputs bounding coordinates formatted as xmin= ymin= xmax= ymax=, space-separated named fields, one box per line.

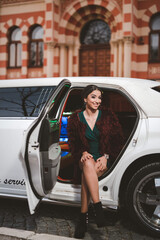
xmin=74 ymin=212 xmax=88 ymax=239
xmin=93 ymin=201 xmax=105 ymax=227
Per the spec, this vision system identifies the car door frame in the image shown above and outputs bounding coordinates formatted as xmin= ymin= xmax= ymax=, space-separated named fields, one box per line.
xmin=22 ymin=79 xmax=71 ymax=213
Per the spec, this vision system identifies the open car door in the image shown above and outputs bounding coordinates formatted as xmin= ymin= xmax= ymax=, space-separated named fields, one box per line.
xmin=21 ymin=79 xmax=71 ymax=214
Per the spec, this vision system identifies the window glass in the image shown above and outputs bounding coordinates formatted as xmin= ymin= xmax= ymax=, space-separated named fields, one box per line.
xmin=29 ymin=42 xmax=37 ymax=66
xmin=0 ymin=87 xmax=55 ymax=117
xmin=8 ymin=27 xmax=22 ymax=67
xmin=17 ymin=43 xmax=22 ymax=66
xmin=9 ymin=44 xmax=15 ymax=67
xmin=150 ymin=34 xmax=159 ymax=60
xmin=149 ymin=13 xmax=160 ymax=62
xmin=80 ymin=20 xmax=111 ymax=45
xmin=60 ymin=89 xmax=83 ymax=143
xmin=38 ymin=41 xmax=44 ymax=66
xmin=48 ymin=84 xmax=70 ymax=120
xmin=11 ymin=28 xmax=21 ymax=41
xmin=32 ymin=26 xmax=44 ymax=39
xmin=152 ymin=86 xmax=160 ymax=93
xmin=151 ymin=14 xmax=160 ymax=30
xmin=29 ymin=25 xmax=44 ymax=67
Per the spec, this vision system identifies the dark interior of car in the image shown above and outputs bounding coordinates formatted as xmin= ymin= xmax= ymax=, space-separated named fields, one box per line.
xmin=58 ymin=88 xmax=138 ymax=183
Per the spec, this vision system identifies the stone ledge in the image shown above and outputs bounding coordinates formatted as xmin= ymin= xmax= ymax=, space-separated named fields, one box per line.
xmin=0 ymin=227 xmax=75 ymax=240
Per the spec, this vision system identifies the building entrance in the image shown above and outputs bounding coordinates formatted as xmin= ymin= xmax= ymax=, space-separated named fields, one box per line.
xmin=79 ymin=44 xmax=110 ymax=76
xmin=79 ymin=20 xmax=111 ymax=76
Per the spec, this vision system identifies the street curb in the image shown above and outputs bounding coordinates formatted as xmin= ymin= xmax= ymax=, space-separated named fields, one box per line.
xmin=0 ymin=227 xmax=76 ymax=240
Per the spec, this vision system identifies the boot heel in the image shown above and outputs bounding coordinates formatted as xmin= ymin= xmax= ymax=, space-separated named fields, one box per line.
xmin=74 ymin=212 xmax=88 ymax=239
xmin=93 ymin=201 xmax=105 ymax=227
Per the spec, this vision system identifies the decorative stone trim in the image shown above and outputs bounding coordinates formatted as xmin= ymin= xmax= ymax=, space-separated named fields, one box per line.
xmin=1 ymin=0 xmax=37 ymax=4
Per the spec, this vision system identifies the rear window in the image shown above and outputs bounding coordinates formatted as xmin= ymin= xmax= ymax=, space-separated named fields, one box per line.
xmin=0 ymin=86 xmax=55 ymax=117
xmin=152 ymin=86 xmax=160 ymax=93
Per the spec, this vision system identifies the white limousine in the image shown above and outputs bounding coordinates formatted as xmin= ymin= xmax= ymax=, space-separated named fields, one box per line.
xmin=0 ymin=77 xmax=160 ymax=237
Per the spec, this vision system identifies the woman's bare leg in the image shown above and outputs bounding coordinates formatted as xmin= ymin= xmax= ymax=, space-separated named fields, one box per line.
xmin=79 ymin=159 xmax=107 ymax=231
xmin=81 ymin=173 xmax=90 ymax=213
xmin=75 ymin=174 xmax=89 ymax=239
xmin=82 ymin=159 xmax=100 ymax=203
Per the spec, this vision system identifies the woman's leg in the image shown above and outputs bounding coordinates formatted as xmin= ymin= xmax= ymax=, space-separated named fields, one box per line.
xmin=81 ymin=159 xmax=107 ymax=228
xmin=82 ymin=158 xmax=99 ymax=203
xmin=74 ymin=173 xmax=90 ymax=238
xmin=81 ymin=173 xmax=90 ymax=213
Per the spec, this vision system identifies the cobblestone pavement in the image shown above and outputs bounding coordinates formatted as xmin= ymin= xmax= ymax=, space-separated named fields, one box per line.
xmin=0 ymin=198 xmax=159 ymax=240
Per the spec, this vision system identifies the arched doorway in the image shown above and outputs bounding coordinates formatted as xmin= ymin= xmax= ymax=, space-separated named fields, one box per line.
xmin=79 ymin=20 xmax=111 ymax=76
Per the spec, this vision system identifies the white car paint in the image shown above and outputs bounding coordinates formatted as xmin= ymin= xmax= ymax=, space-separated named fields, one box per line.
xmin=0 ymin=77 xmax=160 ymax=216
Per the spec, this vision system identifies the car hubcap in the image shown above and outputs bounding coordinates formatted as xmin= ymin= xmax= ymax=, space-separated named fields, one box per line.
xmin=133 ymin=172 xmax=160 ymax=231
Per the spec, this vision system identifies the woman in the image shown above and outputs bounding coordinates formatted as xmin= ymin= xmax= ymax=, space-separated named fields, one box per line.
xmin=67 ymin=85 xmax=123 ymax=238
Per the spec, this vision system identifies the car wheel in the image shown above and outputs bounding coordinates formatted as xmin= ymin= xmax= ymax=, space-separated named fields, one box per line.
xmin=126 ymin=162 xmax=160 ymax=237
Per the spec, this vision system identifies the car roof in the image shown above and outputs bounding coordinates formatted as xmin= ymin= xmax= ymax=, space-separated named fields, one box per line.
xmin=0 ymin=77 xmax=160 ymax=117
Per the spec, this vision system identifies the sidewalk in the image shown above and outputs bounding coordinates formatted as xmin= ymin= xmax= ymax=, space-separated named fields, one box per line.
xmin=0 ymin=198 xmax=159 ymax=240
xmin=0 ymin=227 xmax=76 ymax=240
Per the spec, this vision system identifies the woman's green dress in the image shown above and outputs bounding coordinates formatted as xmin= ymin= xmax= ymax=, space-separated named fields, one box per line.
xmin=78 ymin=110 xmax=102 ymax=161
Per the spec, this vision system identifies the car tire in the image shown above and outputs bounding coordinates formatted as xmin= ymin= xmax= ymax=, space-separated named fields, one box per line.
xmin=126 ymin=162 xmax=160 ymax=237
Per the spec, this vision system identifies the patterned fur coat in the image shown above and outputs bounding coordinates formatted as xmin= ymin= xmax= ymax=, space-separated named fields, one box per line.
xmin=67 ymin=108 xmax=124 ymax=183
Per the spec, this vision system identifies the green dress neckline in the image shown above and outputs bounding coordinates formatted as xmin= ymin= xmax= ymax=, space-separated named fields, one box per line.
xmin=79 ymin=110 xmax=102 ymax=161
xmin=82 ymin=110 xmax=101 ymax=132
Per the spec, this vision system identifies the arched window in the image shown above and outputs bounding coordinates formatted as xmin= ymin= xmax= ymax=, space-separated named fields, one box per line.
xmin=8 ymin=27 xmax=22 ymax=68
xmin=80 ymin=20 xmax=111 ymax=45
xmin=29 ymin=25 xmax=44 ymax=67
xmin=149 ymin=13 xmax=160 ymax=62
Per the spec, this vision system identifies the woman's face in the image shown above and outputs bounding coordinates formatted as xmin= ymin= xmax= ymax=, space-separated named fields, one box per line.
xmin=84 ymin=89 xmax=102 ymax=110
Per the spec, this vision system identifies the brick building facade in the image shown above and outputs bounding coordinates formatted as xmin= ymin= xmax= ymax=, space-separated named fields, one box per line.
xmin=0 ymin=0 xmax=160 ymax=80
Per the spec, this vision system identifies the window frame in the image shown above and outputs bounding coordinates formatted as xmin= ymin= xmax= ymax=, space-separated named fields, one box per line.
xmin=149 ymin=13 xmax=160 ymax=63
xmin=8 ymin=26 xmax=22 ymax=69
xmin=28 ymin=25 xmax=44 ymax=68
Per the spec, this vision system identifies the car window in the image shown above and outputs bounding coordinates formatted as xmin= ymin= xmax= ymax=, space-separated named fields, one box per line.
xmin=60 ymin=89 xmax=83 ymax=142
xmin=102 ymin=89 xmax=137 ymax=140
xmin=152 ymin=86 xmax=160 ymax=93
xmin=0 ymin=86 xmax=55 ymax=117
xmin=48 ymin=83 xmax=71 ymax=120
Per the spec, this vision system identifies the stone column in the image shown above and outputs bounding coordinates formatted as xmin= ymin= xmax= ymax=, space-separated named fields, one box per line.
xmin=46 ymin=42 xmax=55 ymax=77
xmin=118 ymin=40 xmax=123 ymax=77
xmin=68 ymin=45 xmax=73 ymax=77
xmin=73 ymin=43 xmax=79 ymax=76
xmin=113 ymin=41 xmax=118 ymax=77
xmin=123 ymin=37 xmax=133 ymax=78
xmin=21 ymin=24 xmax=28 ymax=78
xmin=60 ymin=44 xmax=67 ymax=77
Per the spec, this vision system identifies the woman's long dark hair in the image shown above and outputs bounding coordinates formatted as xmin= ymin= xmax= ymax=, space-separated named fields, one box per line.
xmin=81 ymin=85 xmax=102 ymax=100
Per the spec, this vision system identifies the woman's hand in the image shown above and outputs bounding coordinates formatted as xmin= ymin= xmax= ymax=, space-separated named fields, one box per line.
xmin=96 ymin=156 xmax=107 ymax=172
xmin=79 ymin=151 xmax=93 ymax=169
xmin=80 ymin=151 xmax=93 ymax=163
